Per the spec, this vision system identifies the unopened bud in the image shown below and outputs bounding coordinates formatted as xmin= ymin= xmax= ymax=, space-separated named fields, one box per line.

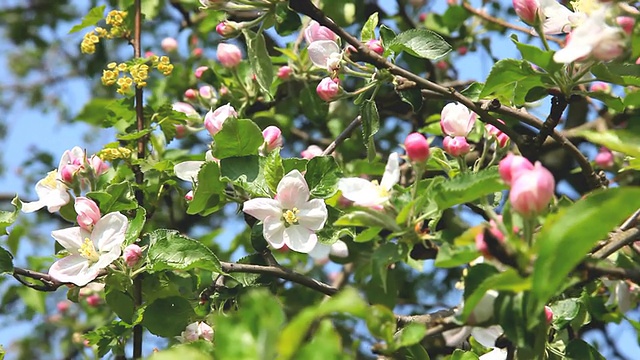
xmin=123 ymin=244 xmax=143 ymax=267
xmin=404 ymin=132 xmax=430 ymax=162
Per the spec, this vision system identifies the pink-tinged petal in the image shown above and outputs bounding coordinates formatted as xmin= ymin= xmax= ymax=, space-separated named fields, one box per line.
xmin=243 ymin=198 xmax=282 ymax=221
xmin=308 ymin=40 xmax=341 ymax=68
xmin=297 ymin=199 xmax=328 ymax=231
xmin=58 ymin=146 xmax=85 ymax=170
xmin=276 ymin=170 xmax=310 ymax=209
xmin=380 ymin=153 xmax=400 ymax=190
xmin=92 ymin=212 xmax=128 ymax=252
xmin=338 ymin=178 xmax=383 ymax=206
xmin=263 ymin=216 xmax=286 ymax=249
xmin=48 ymin=255 xmax=97 ymax=286
xmin=308 ymin=242 xmax=331 ymax=260
xmin=471 ymin=325 xmax=503 ymax=348
xmin=174 ymin=161 xmax=205 ymax=183
xmin=51 ymin=227 xmax=88 ymax=252
xmin=284 ymin=225 xmax=317 ymax=253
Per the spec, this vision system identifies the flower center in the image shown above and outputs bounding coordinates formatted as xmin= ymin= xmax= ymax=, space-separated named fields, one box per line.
xmin=283 ymin=208 xmax=300 ymax=226
xmin=79 ymin=238 xmax=100 ymax=263
xmin=370 ymin=180 xmax=390 ymax=199
xmin=571 ymin=0 xmax=599 ymax=16
xmin=42 ymin=170 xmax=59 ymax=189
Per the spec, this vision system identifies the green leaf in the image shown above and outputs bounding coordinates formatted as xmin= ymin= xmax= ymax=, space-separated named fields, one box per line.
xmin=335 ymin=208 xmax=401 ymax=232
xmin=188 ymin=162 xmax=225 ymax=215
xmin=264 ymin=149 xmax=284 ymax=194
xmin=145 ymin=229 xmax=222 ymax=273
xmin=366 ymin=304 xmax=396 ymax=342
xmin=591 ymin=63 xmax=640 ymax=87
xmin=305 ymin=156 xmax=342 ymax=198
xmin=388 ymin=29 xmax=452 ymax=60
xmin=434 ymin=243 xmax=479 ymax=268
xmin=480 ymin=59 xmax=547 ymax=105
xmin=142 ymin=296 xmax=195 ymax=337
xmin=565 ymin=339 xmax=606 ymax=360
xmin=212 ymin=117 xmax=264 ymax=159
xmin=511 ymin=35 xmax=562 ymax=74
xmin=462 ymin=268 xmax=531 ymax=321
xmin=0 ymin=196 xmax=20 ymax=236
xmin=149 ymin=344 xmax=213 ymax=360
xmin=87 ymin=182 xmax=138 ymax=213
xmin=117 ymin=128 xmax=153 ymax=141
xmin=0 ymin=246 xmax=13 ymax=275
xmin=105 ymin=290 xmax=135 ymax=324
xmin=361 ymin=100 xmax=380 ymax=161
xmin=379 ymin=24 xmax=397 ymax=46
xmin=450 ymin=349 xmax=479 ymax=360
xmin=141 ymin=0 xmax=162 ymax=19
xmin=550 ymin=298 xmax=581 ymax=330
xmin=394 ymin=323 xmax=427 ymax=348
xmin=274 ymin=3 xmax=302 ymax=36
xmin=531 ymin=187 xmax=640 ymax=309
xmin=579 ymin=130 xmax=640 ymax=157
xmin=406 ymin=344 xmax=431 ymax=360
xmin=361 ymin=12 xmax=379 ymax=41
xmin=582 ymin=91 xmax=624 ymax=112
xmin=125 ymin=207 xmax=146 ymax=245
xmin=460 ymin=82 xmax=484 ymax=102
xmin=372 ymin=243 xmax=407 ymax=292
xmin=431 ymin=167 xmax=507 ymax=209
xmin=244 ymin=30 xmax=274 ymax=100
xmin=69 ymin=5 xmax=105 ymax=34
xmin=396 ymin=87 xmax=423 ymax=112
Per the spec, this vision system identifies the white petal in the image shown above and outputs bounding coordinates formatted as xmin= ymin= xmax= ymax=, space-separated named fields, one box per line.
xmin=48 ymin=255 xmax=97 ymax=286
xmin=330 ymin=240 xmax=349 ymax=258
xmin=297 ymin=199 xmax=328 ymax=231
xmin=442 ymin=326 xmax=472 ymax=347
xmin=541 ymin=0 xmax=575 ymax=34
xmin=479 ymin=348 xmax=508 ymax=360
xmin=92 ymin=212 xmax=128 ymax=252
xmin=471 ymin=325 xmax=503 ymax=348
xmin=380 ymin=152 xmax=400 ymax=190
xmin=51 ymin=227 xmax=88 ymax=252
xmin=21 ymin=199 xmax=46 ymax=213
xmin=276 ymin=170 xmax=310 ymax=209
xmin=93 ymin=246 xmax=122 ymax=270
xmin=243 ymin=198 xmax=282 ymax=221
xmin=284 ymin=225 xmax=317 ymax=253
xmin=308 ymin=242 xmax=331 ymax=260
xmin=263 ymin=216 xmax=286 ymax=249
xmin=338 ymin=178 xmax=384 ymax=206
xmin=308 ymin=40 xmax=341 ymax=68
xmin=616 ymin=281 xmax=632 ymax=313
xmin=174 ymin=161 xmax=205 ymax=182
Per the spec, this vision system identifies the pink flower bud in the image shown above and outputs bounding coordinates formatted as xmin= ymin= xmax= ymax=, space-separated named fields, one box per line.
xmin=304 ymin=20 xmax=338 ymax=43
xmin=216 ymin=21 xmax=239 ymax=37
xmin=475 ymin=221 xmax=505 ymax=258
xmin=57 ymin=300 xmax=71 ymax=313
xmin=61 ymin=164 xmax=80 ymax=183
xmin=172 ymin=102 xmax=198 ymax=117
xmin=198 ymin=322 xmax=214 ymax=341
xmin=262 ymin=126 xmax=283 ymax=152
xmin=89 ymin=155 xmax=109 ymax=176
xmin=617 ymin=16 xmax=635 ymax=35
xmin=219 ymin=85 xmax=229 ymax=96
xmin=75 ymin=197 xmax=101 ymax=231
xmin=277 ymin=65 xmax=293 ymax=80
xmin=217 ymin=43 xmax=242 ymax=68
xmin=366 ymin=39 xmax=384 ymax=55
xmin=194 ymin=66 xmax=209 ymax=79
xmin=404 ymin=132 xmax=430 ymax=162
xmin=192 ymin=48 xmax=203 ymax=57
xmin=498 ymin=153 xmax=534 ymax=185
xmin=145 ymin=51 xmax=155 ymax=58
xmin=419 ymin=13 xmax=427 ymax=22
xmin=204 ymin=103 xmax=237 ymax=136
xmin=185 ymin=190 xmax=194 ymax=201
xmin=486 ymin=121 xmax=509 ymax=148
xmin=86 ymin=294 xmax=101 ymax=308
xmin=316 ymin=77 xmax=341 ymax=102
xmin=123 ymin=244 xmax=143 ymax=267
xmin=590 ymin=81 xmax=610 ymax=93
xmin=301 ymin=145 xmax=323 ymax=159
xmin=184 ymin=89 xmax=197 ymax=100
xmin=510 ymin=162 xmax=555 ymax=216
xmin=436 ymin=60 xmax=448 ymax=70
xmin=161 ymin=37 xmax=178 ymax=52
xmin=443 ymin=136 xmax=470 ymax=157
xmin=544 ymin=306 xmax=554 ymax=324
xmin=175 ymin=124 xmax=187 ymax=139
xmin=457 ymin=46 xmax=468 ymax=55
xmin=594 ymin=147 xmax=614 ymax=169
xmin=199 ymin=85 xmax=215 ymax=99
xmin=440 ymin=102 xmax=476 ymax=137
xmin=513 ymin=0 xmax=540 ymax=25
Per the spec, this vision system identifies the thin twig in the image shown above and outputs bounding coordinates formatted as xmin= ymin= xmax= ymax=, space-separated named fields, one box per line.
xmin=322 ymin=116 xmax=362 ymax=156
xmin=592 ymin=227 xmax=640 ymax=259
xmin=12 ymin=267 xmax=63 ymax=291
xmin=535 ymin=96 xmax=568 ymax=147
xmin=620 ymin=208 xmax=640 ymax=231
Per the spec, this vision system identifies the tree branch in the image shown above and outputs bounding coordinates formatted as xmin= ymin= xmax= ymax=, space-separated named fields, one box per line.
xmin=12 ymin=267 xmax=63 ymax=292
xmin=535 ymin=96 xmax=568 ymax=147
xmin=322 ymin=115 xmax=362 ymax=156
xmin=592 ymin=226 xmax=640 ymax=259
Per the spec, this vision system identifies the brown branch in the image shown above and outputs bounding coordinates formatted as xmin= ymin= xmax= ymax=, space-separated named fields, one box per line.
xmin=460 ymin=2 xmax=565 ymax=46
xmin=12 ymin=267 xmax=63 ymax=291
xmin=322 ymin=115 xmax=362 ymax=156
xmin=535 ymin=96 xmax=568 ymax=147
xmin=592 ymin=226 xmax=640 ymax=259
xmin=579 ymin=262 xmax=640 ymax=284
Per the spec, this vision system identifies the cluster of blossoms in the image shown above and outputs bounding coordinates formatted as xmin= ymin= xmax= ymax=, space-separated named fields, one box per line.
xmin=101 ymin=56 xmax=174 ymax=95
xmin=499 ymin=153 xmax=555 ymax=216
xmin=81 ymin=10 xmax=129 ymax=54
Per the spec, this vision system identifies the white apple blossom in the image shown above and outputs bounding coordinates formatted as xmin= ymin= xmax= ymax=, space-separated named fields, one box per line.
xmin=308 ymin=40 xmax=342 ymax=71
xmin=176 ymin=321 xmax=214 ymax=343
xmin=441 ymin=103 xmax=477 ymax=138
xmin=242 ymin=170 xmax=328 ymax=253
xmin=338 ymin=153 xmax=400 ymax=208
xmin=174 ymin=150 xmax=218 ymax=183
xmin=21 ymin=170 xmax=71 ymax=213
xmin=539 ymin=0 xmax=578 ymax=34
xmin=48 ymin=212 xmax=128 ymax=286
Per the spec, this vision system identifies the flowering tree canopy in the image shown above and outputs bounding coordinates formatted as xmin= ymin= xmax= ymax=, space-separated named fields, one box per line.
xmin=1 ymin=0 xmax=640 ymax=359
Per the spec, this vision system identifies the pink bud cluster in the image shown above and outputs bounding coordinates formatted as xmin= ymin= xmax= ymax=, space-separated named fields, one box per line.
xmin=59 ymin=148 xmax=109 ymax=185
xmin=499 ymin=154 xmax=555 ymax=216
xmin=316 ymin=77 xmax=341 ymax=102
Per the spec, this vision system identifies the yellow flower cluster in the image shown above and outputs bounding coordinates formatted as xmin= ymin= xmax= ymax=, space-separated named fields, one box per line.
xmin=81 ymin=31 xmax=100 ymax=54
xmin=100 ymin=57 xmax=173 ymax=94
xmin=105 ymin=10 xmax=128 ymax=37
xmin=98 ymin=147 xmax=132 ymax=161
xmin=80 ymin=10 xmax=129 ymax=54
xmin=156 ymin=56 xmax=174 ymax=76
xmin=130 ymin=64 xmax=150 ymax=88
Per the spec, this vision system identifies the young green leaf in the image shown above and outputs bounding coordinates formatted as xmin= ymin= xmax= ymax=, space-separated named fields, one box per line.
xmin=388 ymin=29 xmax=452 ymax=60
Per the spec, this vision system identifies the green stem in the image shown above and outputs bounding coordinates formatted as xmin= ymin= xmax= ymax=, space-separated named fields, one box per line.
xmin=534 ymin=23 xmax=551 ymax=51
xmin=474 ymin=138 xmax=490 ymax=172
xmin=523 ymin=216 xmax=535 ymax=247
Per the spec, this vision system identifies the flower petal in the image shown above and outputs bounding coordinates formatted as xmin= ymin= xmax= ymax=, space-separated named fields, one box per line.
xmin=92 ymin=212 xmax=128 ymax=252
xmin=52 ymin=227 xmax=88 ymax=252
xmin=263 ymin=215 xmax=286 ymax=249
xmin=479 ymin=348 xmax=508 ymax=360
xmin=284 ymin=225 xmax=317 ymax=253
xmin=308 ymin=242 xmax=331 ymax=260
xmin=276 ymin=170 xmax=310 ymax=209
xmin=471 ymin=325 xmax=503 ymax=348
xmin=174 ymin=161 xmax=205 ymax=183
xmin=338 ymin=178 xmax=384 ymax=207
xmin=243 ymin=198 xmax=282 ymax=221
xmin=308 ymin=40 xmax=341 ymax=68
xmin=21 ymin=199 xmax=47 ymax=213
xmin=380 ymin=152 xmax=400 ymax=190
xmin=48 ymin=255 xmax=97 ymax=286
xmin=297 ymin=199 xmax=328 ymax=231
xmin=93 ymin=246 xmax=122 ymax=271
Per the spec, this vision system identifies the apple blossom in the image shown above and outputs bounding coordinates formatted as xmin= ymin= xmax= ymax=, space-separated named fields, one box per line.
xmin=486 ymin=121 xmax=510 ymax=147
xmin=192 ymin=47 xmax=203 ymax=57
xmin=308 ymin=40 xmax=342 ymax=71
xmin=89 ymin=155 xmax=109 ymax=176
xmin=366 ymin=39 xmax=384 ymax=55
xmin=172 ymin=102 xmax=198 ymax=118
xmin=544 ymin=306 xmax=554 ymax=324
xmin=185 ymin=190 xmax=194 ymax=201
xmin=177 ymin=321 xmax=214 ymax=343
xmin=184 ymin=88 xmax=197 ymax=100
xmin=308 ymin=240 xmax=349 ymax=260
xmin=498 ymin=153 xmax=534 ymax=185
xmin=204 ymin=103 xmax=237 ymax=136
xmin=86 ymin=294 xmax=101 ymax=307
xmin=216 ymin=20 xmax=238 ymax=37
xmin=301 ymin=145 xmax=324 ymax=159
xmin=123 ymin=244 xmax=142 ymax=267
xmin=316 ymin=77 xmax=341 ymax=102
xmin=49 ymin=212 xmax=128 ymax=286
xmin=338 ymin=153 xmax=400 ymax=208
xmin=75 ymin=197 xmax=101 ymax=231
xmin=194 ymin=66 xmax=208 ymax=79
xmin=242 ymin=170 xmax=328 ymax=253
xmin=277 ymin=65 xmax=292 ymax=80
xmin=590 ymin=81 xmax=610 ymax=93
xmin=594 ymin=147 xmax=614 ymax=168
xmin=617 ymin=16 xmax=635 ymax=35
xmin=440 ymin=102 xmax=476 ymax=137
xmin=304 ymin=20 xmax=338 ymax=43
xmin=58 ymin=146 xmax=86 ymax=183
xmin=262 ymin=126 xmax=283 ymax=153
xmin=443 ymin=136 xmax=471 ymax=157
xmin=217 ymin=43 xmax=242 ymax=68
xmin=603 ymin=279 xmax=633 ymax=313
xmin=510 ymin=161 xmax=556 ymax=216
xmin=57 ymin=301 xmax=71 ymax=313
xmin=161 ymin=37 xmax=178 ymax=52
xmin=174 ymin=150 xmax=218 ymax=184
xmin=22 ymin=170 xmax=71 ymax=213
xmin=404 ymin=132 xmax=430 ymax=162
xmin=199 ymin=85 xmax=215 ymax=100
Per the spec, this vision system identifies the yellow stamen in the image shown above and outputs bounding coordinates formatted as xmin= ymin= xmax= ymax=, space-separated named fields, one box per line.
xmin=42 ymin=170 xmax=59 ymax=189
xmin=370 ymin=180 xmax=389 ymax=199
xmin=283 ymin=207 xmax=300 ymax=225
xmin=571 ymin=0 xmax=600 ymax=16
xmin=79 ymin=238 xmax=100 ymax=263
